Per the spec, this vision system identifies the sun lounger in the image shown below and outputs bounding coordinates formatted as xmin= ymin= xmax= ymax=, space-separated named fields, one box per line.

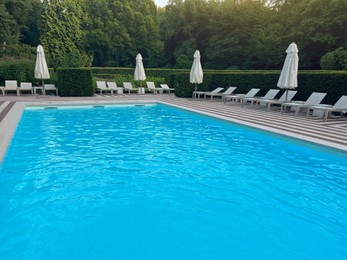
xmin=123 ymin=82 xmax=139 ymax=94
xmin=1 ymin=80 xmax=19 ymax=96
xmin=194 ymin=87 xmax=223 ymax=99
xmin=306 ymin=95 xmax=347 ymax=121
xmin=160 ymin=84 xmax=174 ymax=94
xmin=223 ymin=88 xmax=260 ymax=104
xmin=146 ymin=81 xmax=163 ymax=94
xmin=107 ymin=82 xmax=123 ymax=94
xmin=204 ymin=86 xmax=237 ymax=100
xmin=281 ymin=92 xmax=327 ymax=115
xmin=44 ymin=84 xmax=59 ymax=95
xmin=241 ymin=89 xmax=280 ymax=107
xmin=259 ymin=90 xmax=297 ymax=110
xmin=18 ymin=82 xmax=33 ymax=95
xmin=96 ymin=81 xmax=113 ymax=95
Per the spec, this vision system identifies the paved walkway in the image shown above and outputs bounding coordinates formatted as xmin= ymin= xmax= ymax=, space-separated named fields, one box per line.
xmin=0 ymin=93 xmax=346 ymax=162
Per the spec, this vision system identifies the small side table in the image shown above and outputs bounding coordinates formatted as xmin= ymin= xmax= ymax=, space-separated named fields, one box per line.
xmin=138 ymin=87 xmax=145 ymax=95
xmin=34 ymin=86 xmax=44 ymax=95
xmin=193 ymin=91 xmax=206 ymax=99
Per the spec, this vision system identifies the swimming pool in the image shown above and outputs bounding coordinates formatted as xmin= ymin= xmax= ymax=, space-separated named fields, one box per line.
xmin=0 ymin=103 xmax=346 ymax=259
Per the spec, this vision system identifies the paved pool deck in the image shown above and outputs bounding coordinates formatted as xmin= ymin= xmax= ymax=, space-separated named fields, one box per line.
xmin=1 ymin=93 xmax=347 ymax=162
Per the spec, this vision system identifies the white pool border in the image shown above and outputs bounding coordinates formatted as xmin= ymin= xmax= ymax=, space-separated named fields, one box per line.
xmin=0 ymin=100 xmax=346 ymax=163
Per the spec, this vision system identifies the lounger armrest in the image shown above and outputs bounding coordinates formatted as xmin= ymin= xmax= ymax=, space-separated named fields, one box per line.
xmin=309 ymin=105 xmax=333 ymax=110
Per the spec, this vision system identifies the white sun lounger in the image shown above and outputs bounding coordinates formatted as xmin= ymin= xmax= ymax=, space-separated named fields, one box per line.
xmin=241 ymin=89 xmax=280 ymax=107
xmin=160 ymin=84 xmax=174 ymax=94
xmin=193 ymin=87 xmax=224 ymax=99
xmin=223 ymin=88 xmax=260 ymax=104
xmin=123 ymin=82 xmax=139 ymax=94
xmin=204 ymin=86 xmax=237 ymax=100
xmin=107 ymin=82 xmax=123 ymax=94
xmin=44 ymin=84 xmax=58 ymax=95
xmin=1 ymin=80 xmax=19 ymax=96
xmin=259 ymin=90 xmax=297 ymax=110
xmin=96 ymin=81 xmax=113 ymax=95
xmin=281 ymin=92 xmax=327 ymax=115
xmin=146 ymin=81 xmax=163 ymax=94
xmin=18 ymin=82 xmax=33 ymax=95
xmin=307 ymin=95 xmax=347 ymax=121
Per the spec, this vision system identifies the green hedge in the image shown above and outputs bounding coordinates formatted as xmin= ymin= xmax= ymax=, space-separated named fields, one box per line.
xmin=91 ymin=67 xmax=187 ymax=82
xmin=57 ymin=68 xmax=93 ymax=97
xmin=172 ymin=70 xmax=347 ymax=104
xmin=0 ymin=59 xmax=35 ymax=85
xmin=0 ymin=59 xmax=58 ymax=86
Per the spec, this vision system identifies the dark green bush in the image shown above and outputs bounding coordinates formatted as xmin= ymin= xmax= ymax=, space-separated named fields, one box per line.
xmin=172 ymin=71 xmax=280 ymax=98
xmin=320 ymin=48 xmax=347 ymax=70
xmin=91 ymin=67 xmax=187 ymax=83
xmin=0 ymin=59 xmax=35 ymax=85
xmin=57 ymin=68 xmax=93 ymax=96
xmin=171 ymin=70 xmax=347 ymax=104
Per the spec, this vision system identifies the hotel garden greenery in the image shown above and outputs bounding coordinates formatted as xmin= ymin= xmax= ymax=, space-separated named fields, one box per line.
xmin=0 ymin=0 xmax=346 ymax=99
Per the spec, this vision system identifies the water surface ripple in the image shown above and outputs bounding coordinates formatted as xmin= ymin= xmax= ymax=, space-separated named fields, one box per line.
xmin=0 ymin=104 xmax=346 ymax=259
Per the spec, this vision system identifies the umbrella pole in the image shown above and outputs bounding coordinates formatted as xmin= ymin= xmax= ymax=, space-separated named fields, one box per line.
xmin=194 ymin=84 xmax=197 ymax=99
xmin=41 ymin=79 xmax=46 ymax=95
xmin=285 ymin=89 xmax=289 ymax=103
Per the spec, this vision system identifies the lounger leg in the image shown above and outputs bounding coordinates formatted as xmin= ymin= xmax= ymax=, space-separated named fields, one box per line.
xmin=295 ymin=107 xmax=300 ymax=116
xmin=324 ymin=111 xmax=329 ymax=122
xmin=281 ymin=105 xmax=285 ymax=113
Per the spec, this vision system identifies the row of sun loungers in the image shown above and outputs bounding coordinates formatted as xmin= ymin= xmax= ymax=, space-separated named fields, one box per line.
xmin=0 ymin=80 xmax=58 ymax=96
xmin=96 ymin=81 xmax=174 ymax=95
xmin=1 ymin=80 xmax=173 ymax=97
xmin=197 ymin=87 xmax=347 ymax=121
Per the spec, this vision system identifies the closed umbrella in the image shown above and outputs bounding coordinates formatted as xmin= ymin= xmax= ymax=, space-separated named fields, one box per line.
xmin=34 ymin=45 xmax=50 ymax=92
xmin=190 ymin=50 xmax=203 ymax=98
xmin=134 ymin=53 xmax=146 ymax=91
xmin=277 ymin=42 xmax=299 ymax=102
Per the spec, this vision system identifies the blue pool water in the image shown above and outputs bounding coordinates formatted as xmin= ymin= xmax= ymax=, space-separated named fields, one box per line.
xmin=0 ymin=104 xmax=346 ymax=259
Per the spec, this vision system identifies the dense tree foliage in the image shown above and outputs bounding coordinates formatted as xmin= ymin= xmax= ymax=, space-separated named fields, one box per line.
xmin=0 ymin=0 xmax=346 ymax=69
xmin=40 ymin=0 xmax=91 ymax=68
xmin=82 ymin=0 xmax=162 ymax=67
xmin=160 ymin=0 xmax=347 ymax=69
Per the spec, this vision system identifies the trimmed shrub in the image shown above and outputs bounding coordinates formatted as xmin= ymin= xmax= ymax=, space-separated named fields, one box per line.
xmin=91 ymin=67 xmax=187 ymax=83
xmin=172 ymin=71 xmax=280 ymax=98
xmin=171 ymin=70 xmax=347 ymax=104
xmin=0 ymin=59 xmax=35 ymax=85
xmin=57 ymin=68 xmax=93 ymax=96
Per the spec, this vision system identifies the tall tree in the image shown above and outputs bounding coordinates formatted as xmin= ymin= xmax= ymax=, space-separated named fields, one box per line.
xmin=277 ymin=0 xmax=347 ymax=69
xmin=4 ymin=0 xmax=41 ymax=46
xmin=0 ymin=1 xmax=19 ymax=47
xmin=40 ymin=0 xmax=91 ymax=67
xmin=206 ymin=0 xmax=268 ymax=69
xmin=83 ymin=0 xmax=162 ymax=67
xmin=160 ymin=0 xmax=212 ymax=68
